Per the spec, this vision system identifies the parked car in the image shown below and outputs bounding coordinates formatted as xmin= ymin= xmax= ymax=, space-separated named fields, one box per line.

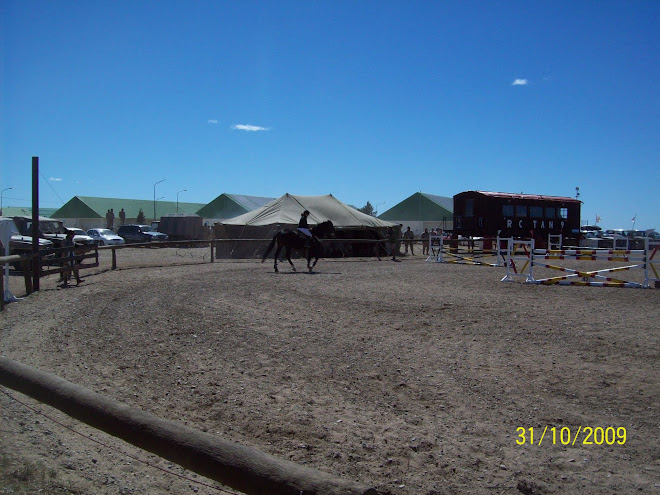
xmin=86 ymin=228 xmax=126 ymax=246
xmin=116 ymin=224 xmax=168 ymax=243
xmin=67 ymin=228 xmax=96 ymax=245
xmin=0 ymin=216 xmax=54 ymax=270
xmin=12 ymin=215 xmax=69 ymax=247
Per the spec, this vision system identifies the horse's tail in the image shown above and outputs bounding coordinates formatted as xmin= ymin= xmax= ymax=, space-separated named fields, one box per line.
xmin=261 ymin=233 xmax=278 ymax=262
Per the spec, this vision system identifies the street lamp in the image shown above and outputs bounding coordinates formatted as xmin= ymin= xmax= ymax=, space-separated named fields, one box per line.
xmin=0 ymin=187 xmax=12 ymax=216
xmin=153 ymin=179 xmax=165 ymax=221
xmin=374 ymin=201 xmax=386 ymax=216
xmin=177 ymin=189 xmax=187 ymax=213
xmin=155 ymin=196 xmax=165 ymax=220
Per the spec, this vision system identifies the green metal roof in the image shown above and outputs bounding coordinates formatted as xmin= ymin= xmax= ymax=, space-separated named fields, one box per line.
xmin=0 ymin=206 xmax=59 ymax=217
xmin=378 ymin=192 xmax=453 ymax=221
xmin=195 ymin=193 xmax=275 ymax=219
xmin=52 ymin=196 xmax=207 ymax=220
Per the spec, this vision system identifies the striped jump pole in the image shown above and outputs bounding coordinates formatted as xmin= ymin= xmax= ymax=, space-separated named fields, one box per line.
xmin=645 ymin=238 xmax=660 ymax=288
xmin=501 ymin=239 xmax=534 ymax=282
xmin=526 ymin=246 xmax=649 ymax=288
xmin=426 ymin=235 xmax=505 ymax=266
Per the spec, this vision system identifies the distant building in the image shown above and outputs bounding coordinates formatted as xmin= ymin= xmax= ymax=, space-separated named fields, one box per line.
xmin=378 ymin=192 xmax=453 ymax=234
xmin=453 ymin=190 xmax=581 ymax=246
xmin=51 ymin=196 xmax=207 ymax=230
xmin=196 ymin=193 xmax=275 ymax=224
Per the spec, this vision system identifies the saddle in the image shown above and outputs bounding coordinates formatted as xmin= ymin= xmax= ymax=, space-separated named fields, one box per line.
xmin=296 ymin=230 xmax=318 ymax=248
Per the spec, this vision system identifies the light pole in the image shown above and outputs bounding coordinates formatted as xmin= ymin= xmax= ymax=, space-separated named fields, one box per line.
xmin=374 ymin=201 xmax=386 ymax=216
xmin=177 ymin=189 xmax=187 ymax=213
xmin=155 ymin=197 xmax=165 ymax=221
xmin=0 ymin=187 xmax=12 ymax=216
xmin=153 ymin=179 xmax=165 ymax=221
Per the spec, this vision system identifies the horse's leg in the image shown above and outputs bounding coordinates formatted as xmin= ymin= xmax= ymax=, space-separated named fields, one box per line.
xmin=285 ymin=246 xmax=296 ymax=271
xmin=273 ymin=243 xmax=282 ymax=273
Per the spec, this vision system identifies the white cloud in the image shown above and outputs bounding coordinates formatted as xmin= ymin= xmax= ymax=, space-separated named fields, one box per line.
xmin=231 ymin=124 xmax=269 ymax=132
xmin=208 ymin=119 xmax=218 ymax=125
xmin=512 ymin=79 xmax=529 ymax=86
xmin=49 ymin=177 xmax=63 ymax=181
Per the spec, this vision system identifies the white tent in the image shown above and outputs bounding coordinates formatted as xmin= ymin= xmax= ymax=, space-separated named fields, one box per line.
xmin=223 ymin=193 xmax=394 ymax=229
xmin=217 ymin=194 xmax=395 ymax=258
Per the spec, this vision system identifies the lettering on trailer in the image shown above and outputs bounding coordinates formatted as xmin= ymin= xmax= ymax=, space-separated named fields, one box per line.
xmin=505 ymin=218 xmax=565 ymax=230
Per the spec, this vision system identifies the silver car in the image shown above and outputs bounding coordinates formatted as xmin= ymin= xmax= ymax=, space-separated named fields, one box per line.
xmin=68 ymin=228 xmax=96 ymax=245
xmin=86 ymin=228 xmax=126 ymax=246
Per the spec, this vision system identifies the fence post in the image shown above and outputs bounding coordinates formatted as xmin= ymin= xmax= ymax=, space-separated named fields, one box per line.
xmin=210 ymin=240 xmax=215 ymax=263
xmin=111 ymin=248 xmax=117 ymax=270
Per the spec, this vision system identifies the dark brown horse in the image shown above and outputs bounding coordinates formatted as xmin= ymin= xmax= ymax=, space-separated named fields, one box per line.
xmin=261 ymin=220 xmax=335 ymax=273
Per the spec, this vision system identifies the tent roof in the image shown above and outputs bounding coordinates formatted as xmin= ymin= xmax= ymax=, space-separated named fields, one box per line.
xmin=378 ymin=192 xmax=453 ymax=221
xmin=195 ymin=193 xmax=275 ymax=219
xmin=223 ymin=193 xmax=395 ymax=228
xmin=51 ymin=196 xmax=207 ymax=219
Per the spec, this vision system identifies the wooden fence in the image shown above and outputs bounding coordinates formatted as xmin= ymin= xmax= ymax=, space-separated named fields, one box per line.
xmin=1 ymin=237 xmax=408 ymax=310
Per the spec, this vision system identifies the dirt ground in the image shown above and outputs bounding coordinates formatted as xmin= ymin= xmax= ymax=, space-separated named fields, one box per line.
xmin=1 ymin=246 xmax=659 ymax=494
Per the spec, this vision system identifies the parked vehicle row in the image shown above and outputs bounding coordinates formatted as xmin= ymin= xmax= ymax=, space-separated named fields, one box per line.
xmin=116 ymin=224 xmax=168 ymax=243
xmin=1 ymin=216 xmax=169 ymax=259
xmin=579 ymin=227 xmax=658 ymax=249
xmin=86 ymin=228 xmax=125 ymax=246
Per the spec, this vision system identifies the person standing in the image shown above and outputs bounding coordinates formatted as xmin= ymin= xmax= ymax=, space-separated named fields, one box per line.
xmin=387 ymin=226 xmax=400 ymax=262
xmin=119 ymin=208 xmax=126 ymax=226
xmin=403 ymin=226 xmax=415 ymax=255
xmin=109 ymin=209 xmax=115 ymax=230
xmin=62 ymin=230 xmax=84 ymax=287
xmin=421 ymin=228 xmax=430 ymax=255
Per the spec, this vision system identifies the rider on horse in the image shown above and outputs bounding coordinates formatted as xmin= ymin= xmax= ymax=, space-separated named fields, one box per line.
xmin=297 ymin=210 xmax=318 ymax=248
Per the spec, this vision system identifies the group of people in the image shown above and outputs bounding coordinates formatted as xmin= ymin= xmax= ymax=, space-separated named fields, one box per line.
xmin=105 ymin=208 xmax=126 ymax=230
xmin=387 ymin=225 xmax=447 ymax=259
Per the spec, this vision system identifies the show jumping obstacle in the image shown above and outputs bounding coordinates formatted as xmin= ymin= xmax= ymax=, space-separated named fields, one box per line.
xmin=425 ymin=235 xmax=506 ymax=267
xmin=501 ymin=238 xmax=659 ymax=288
xmin=426 ymin=234 xmax=659 ymax=289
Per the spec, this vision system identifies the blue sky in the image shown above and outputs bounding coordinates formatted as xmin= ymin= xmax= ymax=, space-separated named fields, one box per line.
xmin=2 ymin=1 xmax=659 ymax=229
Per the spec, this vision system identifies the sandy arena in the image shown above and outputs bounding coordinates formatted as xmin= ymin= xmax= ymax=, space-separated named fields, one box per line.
xmin=1 ymin=246 xmax=659 ymax=494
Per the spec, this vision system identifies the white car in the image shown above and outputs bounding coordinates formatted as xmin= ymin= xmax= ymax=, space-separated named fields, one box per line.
xmin=86 ymin=228 xmax=126 ymax=246
xmin=67 ymin=228 xmax=96 ymax=245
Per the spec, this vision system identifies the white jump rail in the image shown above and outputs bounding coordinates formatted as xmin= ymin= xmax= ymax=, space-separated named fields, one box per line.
xmin=500 ymin=237 xmax=659 ymax=288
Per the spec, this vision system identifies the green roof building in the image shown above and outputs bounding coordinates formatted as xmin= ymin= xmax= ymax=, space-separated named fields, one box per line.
xmin=378 ymin=192 xmax=454 ymax=234
xmin=196 ymin=193 xmax=275 ymax=220
xmin=51 ymin=196 xmax=207 ymax=230
xmin=0 ymin=206 xmax=59 ymax=218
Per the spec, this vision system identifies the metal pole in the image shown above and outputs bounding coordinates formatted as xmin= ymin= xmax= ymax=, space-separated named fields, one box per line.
xmin=31 ymin=157 xmax=40 ymax=291
xmin=153 ymin=179 xmax=165 ymax=221
xmin=1 ymin=187 xmax=12 ymax=215
xmin=177 ymin=189 xmax=187 ymax=213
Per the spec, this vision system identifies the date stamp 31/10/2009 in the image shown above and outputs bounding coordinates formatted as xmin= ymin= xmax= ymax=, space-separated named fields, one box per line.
xmin=516 ymin=426 xmax=627 ymax=446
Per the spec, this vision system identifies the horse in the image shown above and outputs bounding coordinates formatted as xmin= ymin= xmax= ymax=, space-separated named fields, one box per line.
xmin=261 ymin=220 xmax=335 ymax=273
